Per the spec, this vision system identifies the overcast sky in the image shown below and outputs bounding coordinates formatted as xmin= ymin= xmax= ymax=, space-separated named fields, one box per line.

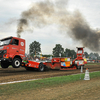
xmin=0 ymin=0 xmax=100 ymax=54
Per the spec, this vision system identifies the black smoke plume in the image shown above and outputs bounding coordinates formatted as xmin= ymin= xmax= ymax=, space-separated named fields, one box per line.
xmin=17 ymin=18 xmax=28 ymax=37
xmin=17 ymin=0 xmax=100 ymax=51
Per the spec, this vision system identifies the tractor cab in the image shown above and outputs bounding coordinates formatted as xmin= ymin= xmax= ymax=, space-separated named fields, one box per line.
xmin=76 ymin=47 xmax=84 ymax=60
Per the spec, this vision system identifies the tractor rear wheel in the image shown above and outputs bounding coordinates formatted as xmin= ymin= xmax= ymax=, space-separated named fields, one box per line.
xmin=1 ymin=61 xmax=9 ymax=68
xmin=12 ymin=58 xmax=21 ymax=68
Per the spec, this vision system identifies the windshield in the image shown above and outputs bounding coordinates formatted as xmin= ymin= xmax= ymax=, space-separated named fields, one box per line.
xmin=0 ymin=39 xmax=11 ymax=46
xmin=77 ymin=50 xmax=82 ymax=54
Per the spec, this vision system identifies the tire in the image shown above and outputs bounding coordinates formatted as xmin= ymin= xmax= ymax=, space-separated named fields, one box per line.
xmin=12 ymin=58 xmax=21 ymax=68
xmin=1 ymin=61 xmax=9 ymax=68
xmin=77 ymin=66 xmax=81 ymax=69
xmin=38 ymin=63 xmax=45 ymax=72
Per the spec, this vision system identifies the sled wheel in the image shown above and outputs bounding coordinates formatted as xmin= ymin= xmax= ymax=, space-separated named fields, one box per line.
xmin=38 ymin=63 xmax=45 ymax=72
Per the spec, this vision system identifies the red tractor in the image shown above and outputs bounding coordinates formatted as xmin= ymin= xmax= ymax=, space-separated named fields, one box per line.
xmin=0 ymin=36 xmax=25 ymax=68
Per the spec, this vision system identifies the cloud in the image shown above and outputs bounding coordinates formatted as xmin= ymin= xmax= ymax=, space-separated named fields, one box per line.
xmin=1 ymin=0 xmax=100 ymax=54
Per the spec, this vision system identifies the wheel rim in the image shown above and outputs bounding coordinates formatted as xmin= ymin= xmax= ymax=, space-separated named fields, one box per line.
xmin=40 ymin=64 xmax=44 ymax=71
xmin=15 ymin=60 xmax=20 ymax=67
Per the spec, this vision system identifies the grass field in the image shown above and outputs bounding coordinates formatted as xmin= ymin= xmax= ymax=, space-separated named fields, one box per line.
xmin=0 ymin=63 xmax=100 ymax=99
xmin=0 ymin=71 xmax=100 ymax=96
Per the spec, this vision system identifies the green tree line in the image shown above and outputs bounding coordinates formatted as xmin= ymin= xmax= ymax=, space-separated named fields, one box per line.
xmin=29 ymin=41 xmax=100 ymax=60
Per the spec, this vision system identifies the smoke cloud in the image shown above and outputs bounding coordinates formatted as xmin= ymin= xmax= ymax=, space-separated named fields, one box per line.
xmin=17 ymin=18 xmax=28 ymax=37
xmin=17 ymin=0 xmax=100 ymax=51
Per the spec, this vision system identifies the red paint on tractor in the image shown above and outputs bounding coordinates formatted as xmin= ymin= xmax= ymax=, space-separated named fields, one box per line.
xmin=0 ymin=36 xmax=87 ymax=71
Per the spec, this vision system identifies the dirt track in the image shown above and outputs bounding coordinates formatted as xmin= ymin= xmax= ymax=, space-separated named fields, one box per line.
xmin=0 ymin=65 xmax=100 ymax=83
